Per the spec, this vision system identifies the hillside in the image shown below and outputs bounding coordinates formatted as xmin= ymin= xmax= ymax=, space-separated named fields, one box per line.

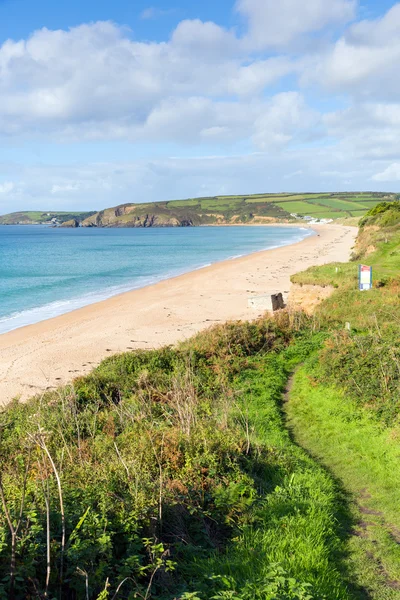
xmin=81 ymin=192 xmax=395 ymax=228
xmin=0 ymin=193 xmax=394 ymax=228
xmin=0 ymin=211 xmax=96 ymax=225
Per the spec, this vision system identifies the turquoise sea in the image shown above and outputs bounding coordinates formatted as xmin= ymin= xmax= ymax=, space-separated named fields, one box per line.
xmin=0 ymin=225 xmax=313 ymax=334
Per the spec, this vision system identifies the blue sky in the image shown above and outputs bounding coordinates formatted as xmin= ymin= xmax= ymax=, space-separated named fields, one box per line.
xmin=0 ymin=0 xmax=400 ymax=213
xmin=1 ymin=0 xmax=236 ymax=41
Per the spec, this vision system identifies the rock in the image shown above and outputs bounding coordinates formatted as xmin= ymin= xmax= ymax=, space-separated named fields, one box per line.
xmin=82 ymin=211 xmax=194 ymax=228
xmin=60 ymin=219 xmax=79 ymax=228
xmin=248 ymin=293 xmax=286 ymax=312
xmin=271 ymin=293 xmax=285 ymax=311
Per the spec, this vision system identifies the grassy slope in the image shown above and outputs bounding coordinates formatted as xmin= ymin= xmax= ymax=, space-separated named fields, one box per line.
xmin=287 ymin=366 xmax=400 ymax=599
xmin=0 ymin=211 xmax=96 ymax=225
xmin=0 ymin=316 xmax=368 ymax=600
xmin=291 ymin=207 xmax=400 ymax=332
xmin=82 ymin=192 xmax=393 ymax=227
xmin=1 ymin=193 xmax=393 ymax=227
xmin=197 ymin=346 xmax=356 ymax=600
xmin=286 ymin=202 xmax=400 ymax=598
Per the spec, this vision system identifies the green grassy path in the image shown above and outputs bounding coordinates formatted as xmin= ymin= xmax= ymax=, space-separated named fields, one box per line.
xmin=286 ymin=363 xmax=400 ymax=599
xmin=192 ymin=350 xmax=365 ymax=599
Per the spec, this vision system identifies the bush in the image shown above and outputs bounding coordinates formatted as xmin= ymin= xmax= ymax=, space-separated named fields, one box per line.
xmin=359 ymin=201 xmax=400 ymax=228
xmin=0 ymin=318 xmax=298 ymax=599
xmin=317 ymin=331 xmax=400 ymax=423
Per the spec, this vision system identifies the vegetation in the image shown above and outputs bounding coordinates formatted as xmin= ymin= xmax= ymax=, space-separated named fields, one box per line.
xmin=81 ymin=192 xmax=394 ymax=228
xmin=0 ymin=212 xmax=96 ymax=225
xmin=0 ymin=316 xmax=345 ymax=599
xmin=286 ymin=200 xmax=400 ymax=596
xmin=2 ymin=200 xmax=400 ymax=598
xmin=287 ymin=368 xmax=400 ymax=599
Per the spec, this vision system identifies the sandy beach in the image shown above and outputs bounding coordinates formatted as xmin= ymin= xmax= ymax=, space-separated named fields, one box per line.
xmin=0 ymin=224 xmax=356 ymax=405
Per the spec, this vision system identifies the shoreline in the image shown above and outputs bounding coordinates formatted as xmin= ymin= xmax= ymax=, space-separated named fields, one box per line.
xmin=0 ymin=224 xmax=313 ymax=336
xmin=0 ymin=223 xmax=357 ymax=405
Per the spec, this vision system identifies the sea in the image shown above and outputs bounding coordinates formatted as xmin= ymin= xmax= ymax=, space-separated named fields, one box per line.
xmin=0 ymin=225 xmax=314 ymax=335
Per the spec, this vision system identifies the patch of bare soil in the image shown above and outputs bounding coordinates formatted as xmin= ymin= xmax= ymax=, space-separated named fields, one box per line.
xmin=288 ymin=283 xmax=335 ymax=315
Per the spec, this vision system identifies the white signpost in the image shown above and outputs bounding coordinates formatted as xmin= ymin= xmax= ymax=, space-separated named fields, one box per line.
xmin=359 ymin=265 xmax=372 ymax=291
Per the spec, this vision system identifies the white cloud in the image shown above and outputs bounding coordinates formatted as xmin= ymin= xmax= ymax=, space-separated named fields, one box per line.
xmin=372 ymin=163 xmax=400 ymax=182
xmin=0 ymin=181 xmax=14 ymax=194
xmin=51 ymin=182 xmax=81 ymax=194
xmin=236 ymin=0 xmax=356 ymax=49
xmin=0 ymin=20 xmax=297 ymax=143
xmin=223 ymin=57 xmax=294 ymax=96
xmin=323 ymin=99 xmax=400 ymax=162
xmin=252 ymin=92 xmax=317 ymax=149
xmin=307 ymin=4 xmax=400 ymax=100
xmin=171 ymin=19 xmax=238 ymax=59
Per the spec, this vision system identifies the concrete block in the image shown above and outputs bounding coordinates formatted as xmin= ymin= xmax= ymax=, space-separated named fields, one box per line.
xmin=248 ymin=293 xmax=285 ymax=312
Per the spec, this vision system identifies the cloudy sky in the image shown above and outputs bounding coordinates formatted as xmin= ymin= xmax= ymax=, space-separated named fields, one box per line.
xmin=0 ymin=0 xmax=399 ymax=214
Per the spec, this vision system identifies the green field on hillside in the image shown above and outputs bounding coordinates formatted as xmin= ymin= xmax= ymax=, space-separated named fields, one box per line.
xmin=0 ymin=210 xmax=96 ymax=225
xmin=1 ymin=192 xmax=395 ymax=227
xmin=165 ymin=192 xmax=394 ymax=221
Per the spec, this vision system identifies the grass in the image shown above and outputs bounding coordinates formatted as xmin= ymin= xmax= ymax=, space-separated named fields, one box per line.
xmin=200 ymin=199 xmax=237 ymax=210
xmin=245 ymin=196 xmax=283 ymax=204
xmin=291 ymin=262 xmax=357 ymax=288
xmin=274 ymin=201 xmax=331 ymax=214
xmin=287 ymin=364 xmax=400 ymax=599
xmin=0 ymin=312 xmax=378 ymax=600
xmin=343 ymin=197 xmax=379 ymax=203
xmin=0 ymin=316 xmax=345 ymax=599
xmin=362 ymin=231 xmax=400 ymax=278
xmin=315 ymin=211 xmax=354 ymax=220
xmin=355 ymin=200 xmax=384 ymax=207
xmin=272 ymin=195 xmax=383 ymax=219
xmin=309 ymin=199 xmax=368 ymax=211
xmin=284 ymin=202 xmax=400 ymax=597
xmin=349 ymin=210 xmax=368 ymax=217
xmin=197 ymin=349 xmax=356 ymax=600
xmin=291 ymin=207 xmax=400 ymax=331
xmin=167 ymin=199 xmax=201 ymax=207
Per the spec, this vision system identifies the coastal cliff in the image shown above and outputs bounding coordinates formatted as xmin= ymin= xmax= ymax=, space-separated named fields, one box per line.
xmin=80 ymin=197 xmax=290 ymax=228
xmin=82 ymin=204 xmax=197 ymax=228
xmin=78 ymin=192 xmax=391 ymax=228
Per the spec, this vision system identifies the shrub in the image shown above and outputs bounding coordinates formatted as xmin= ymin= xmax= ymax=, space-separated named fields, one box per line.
xmin=0 ymin=318 xmax=297 ymax=599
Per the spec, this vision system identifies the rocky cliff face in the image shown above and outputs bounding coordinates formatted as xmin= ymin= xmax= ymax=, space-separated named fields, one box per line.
xmin=80 ymin=198 xmax=289 ymax=229
xmin=82 ymin=205 xmax=196 ymax=228
xmin=60 ymin=219 xmax=79 ymax=228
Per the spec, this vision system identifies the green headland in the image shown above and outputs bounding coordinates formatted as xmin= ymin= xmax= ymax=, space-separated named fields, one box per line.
xmin=0 ymin=211 xmax=96 ymax=226
xmin=0 ymin=191 xmax=396 ymax=227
